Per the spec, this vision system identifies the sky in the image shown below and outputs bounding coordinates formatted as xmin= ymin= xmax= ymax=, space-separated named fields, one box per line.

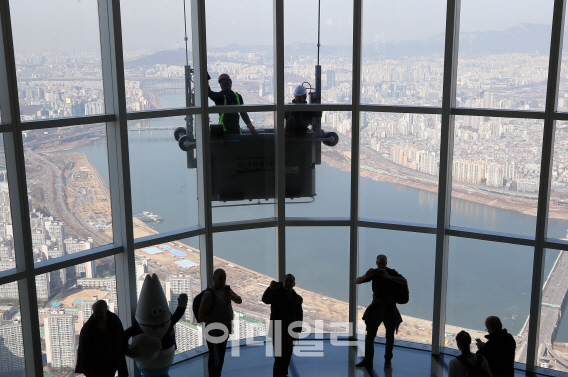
xmin=8 ymin=0 xmax=556 ymax=53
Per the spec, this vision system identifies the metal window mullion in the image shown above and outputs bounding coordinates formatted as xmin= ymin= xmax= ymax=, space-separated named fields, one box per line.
xmin=0 ymin=1 xmax=44 ymax=375
xmin=350 ymin=0 xmax=363 ymax=335
xmin=191 ymin=0 xmax=214 ymax=290
xmin=273 ymin=0 xmax=285 ymax=280
xmin=98 ymin=5 xmax=137 ymax=377
xmin=526 ymin=0 xmax=566 ymax=372
xmin=432 ymin=0 xmax=460 ymax=356
xmin=20 ymin=114 xmax=114 ymax=131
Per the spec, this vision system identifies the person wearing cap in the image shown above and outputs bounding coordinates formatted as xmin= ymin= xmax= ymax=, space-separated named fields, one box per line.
xmin=284 ymin=85 xmax=322 ymax=137
xmin=208 ymin=73 xmax=257 ymax=135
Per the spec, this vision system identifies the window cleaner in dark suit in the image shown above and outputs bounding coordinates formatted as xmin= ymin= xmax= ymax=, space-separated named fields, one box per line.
xmin=208 ymin=73 xmax=257 ymax=135
xmin=355 ymin=254 xmax=407 ymax=371
xmin=284 ymin=85 xmax=322 ymax=137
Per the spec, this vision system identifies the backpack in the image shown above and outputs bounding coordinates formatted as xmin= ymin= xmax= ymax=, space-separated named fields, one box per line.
xmin=192 ymin=287 xmax=216 ymax=322
xmin=393 ymin=281 xmax=409 ymax=305
xmin=457 ymin=354 xmax=490 ymax=377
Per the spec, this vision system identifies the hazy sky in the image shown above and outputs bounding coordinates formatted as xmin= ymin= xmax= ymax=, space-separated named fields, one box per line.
xmin=8 ymin=0 xmax=555 ymax=52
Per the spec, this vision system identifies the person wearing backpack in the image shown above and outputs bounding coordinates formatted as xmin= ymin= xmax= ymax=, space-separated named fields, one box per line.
xmin=198 ymin=268 xmax=242 ymax=377
xmin=208 ymin=73 xmax=258 ymax=135
xmin=355 ymin=254 xmax=407 ymax=370
xmin=449 ymin=330 xmax=492 ymax=377
xmin=476 ymin=316 xmax=516 ymax=377
xmin=262 ymin=274 xmax=304 ymax=377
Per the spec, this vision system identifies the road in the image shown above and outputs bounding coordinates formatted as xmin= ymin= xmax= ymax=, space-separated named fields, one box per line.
xmin=516 ymin=250 xmax=568 ymax=368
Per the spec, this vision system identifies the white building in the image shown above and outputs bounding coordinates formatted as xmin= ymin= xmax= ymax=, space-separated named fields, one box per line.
xmin=44 ymin=313 xmax=76 ymax=368
xmin=0 ymin=323 xmax=25 ymax=373
xmin=166 ymin=274 xmax=193 ymax=322
xmin=175 ymin=321 xmax=203 ymax=353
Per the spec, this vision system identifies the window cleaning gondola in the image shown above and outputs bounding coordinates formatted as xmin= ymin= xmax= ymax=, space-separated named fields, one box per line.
xmin=174 ymin=0 xmax=338 ymax=203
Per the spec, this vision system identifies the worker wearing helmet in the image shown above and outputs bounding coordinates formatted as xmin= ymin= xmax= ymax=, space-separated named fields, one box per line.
xmin=208 ymin=73 xmax=257 ymax=135
xmin=284 ymin=85 xmax=321 ymax=137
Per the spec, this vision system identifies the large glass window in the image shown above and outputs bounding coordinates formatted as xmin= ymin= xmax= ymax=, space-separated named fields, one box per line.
xmin=445 ymin=237 xmax=531 ymax=365
xmin=129 ymin=116 xmax=199 ymax=236
xmin=285 ymin=0 xmax=353 ymax=104
xmin=206 ymin=0 xmax=274 ymax=105
xmin=548 ymin=121 xmax=568 ymax=239
xmin=286 ymin=227 xmax=350 ymax=333
xmin=284 ymin=111 xmax=352 ymax=218
xmin=451 ymin=116 xmax=544 ymax=236
xmin=11 ymin=0 xmax=104 ymax=120
xmin=38 ymin=257 xmax=116 ymax=376
xmin=23 ymin=125 xmax=113 ymax=263
xmin=457 ymin=0 xmax=554 ymax=111
xmin=0 ymin=282 xmax=25 ymax=377
xmin=135 ymin=237 xmax=202 ymax=354
xmin=359 ymin=112 xmax=440 ymax=224
xmin=213 ymin=229 xmax=274 ymax=341
xmin=358 ymin=228 xmax=435 ymax=345
xmin=539 ymin=249 xmax=568 ymax=371
xmin=361 ymin=0 xmax=446 ymax=106
xmin=0 ymin=134 xmax=15 ymax=265
xmin=121 ymin=0 xmax=193 ymax=111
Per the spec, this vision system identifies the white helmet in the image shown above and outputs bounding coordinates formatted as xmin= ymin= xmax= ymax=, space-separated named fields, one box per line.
xmin=294 ymin=85 xmax=307 ymax=96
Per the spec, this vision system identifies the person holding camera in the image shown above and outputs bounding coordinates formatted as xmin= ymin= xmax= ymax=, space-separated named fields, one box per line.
xmin=475 ymin=316 xmax=516 ymax=377
xmin=198 ymin=268 xmax=242 ymax=377
xmin=355 ymin=254 xmax=407 ymax=370
xmin=262 ymin=274 xmax=304 ymax=377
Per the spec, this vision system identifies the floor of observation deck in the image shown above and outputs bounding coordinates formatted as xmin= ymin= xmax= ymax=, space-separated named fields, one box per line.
xmin=168 ymin=336 xmax=566 ymax=377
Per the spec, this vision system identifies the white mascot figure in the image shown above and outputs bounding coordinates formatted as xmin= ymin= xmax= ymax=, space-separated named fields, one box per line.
xmin=125 ymin=274 xmax=187 ymax=377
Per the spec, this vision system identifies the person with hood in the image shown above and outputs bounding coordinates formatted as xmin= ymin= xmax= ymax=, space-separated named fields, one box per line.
xmin=284 ymin=85 xmax=322 ymax=137
xmin=262 ymin=274 xmax=304 ymax=377
xmin=75 ymin=300 xmax=128 ymax=377
xmin=208 ymin=73 xmax=257 ymax=135
xmin=476 ymin=316 xmax=516 ymax=377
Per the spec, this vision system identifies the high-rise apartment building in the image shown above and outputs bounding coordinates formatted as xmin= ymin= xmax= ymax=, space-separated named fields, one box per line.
xmin=44 ymin=313 xmax=76 ymax=368
xmin=175 ymin=321 xmax=203 ymax=353
xmin=166 ymin=274 xmax=193 ymax=322
xmin=327 ymin=70 xmax=336 ymax=89
xmin=0 ymin=323 xmax=25 ymax=374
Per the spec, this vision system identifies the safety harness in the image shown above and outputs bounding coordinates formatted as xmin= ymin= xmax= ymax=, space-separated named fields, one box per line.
xmin=219 ymin=92 xmax=241 ymax=133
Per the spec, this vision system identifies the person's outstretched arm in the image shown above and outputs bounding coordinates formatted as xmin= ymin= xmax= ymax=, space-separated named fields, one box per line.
xmin=237 ymin=94 xmax=257 ymax=134
xmin=355 ymin=268 xmax=374 ymax=284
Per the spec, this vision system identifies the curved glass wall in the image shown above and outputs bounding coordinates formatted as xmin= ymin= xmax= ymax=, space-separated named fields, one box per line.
xmin=1 ymin=0 xmax=568 ymax=375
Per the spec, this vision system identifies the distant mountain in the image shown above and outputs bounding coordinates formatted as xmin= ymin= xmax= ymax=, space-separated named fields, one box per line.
xmin=363 ymin=23 xmax=553 ymax=58
xmin=124 ymin=24 xmax=555 ymax=68
xmin=124 ymin=49 xmax=190 ymax=69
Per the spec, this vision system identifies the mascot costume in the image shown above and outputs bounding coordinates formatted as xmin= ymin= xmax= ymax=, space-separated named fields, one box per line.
xmin=125 ymin=274 xmax=187 ymax=377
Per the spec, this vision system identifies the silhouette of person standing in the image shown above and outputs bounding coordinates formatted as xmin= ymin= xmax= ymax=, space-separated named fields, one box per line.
xmin=355 ymin=254 xmax=407 ymax=370
xmin=262 ymin=274 xmax=303 ymax=377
